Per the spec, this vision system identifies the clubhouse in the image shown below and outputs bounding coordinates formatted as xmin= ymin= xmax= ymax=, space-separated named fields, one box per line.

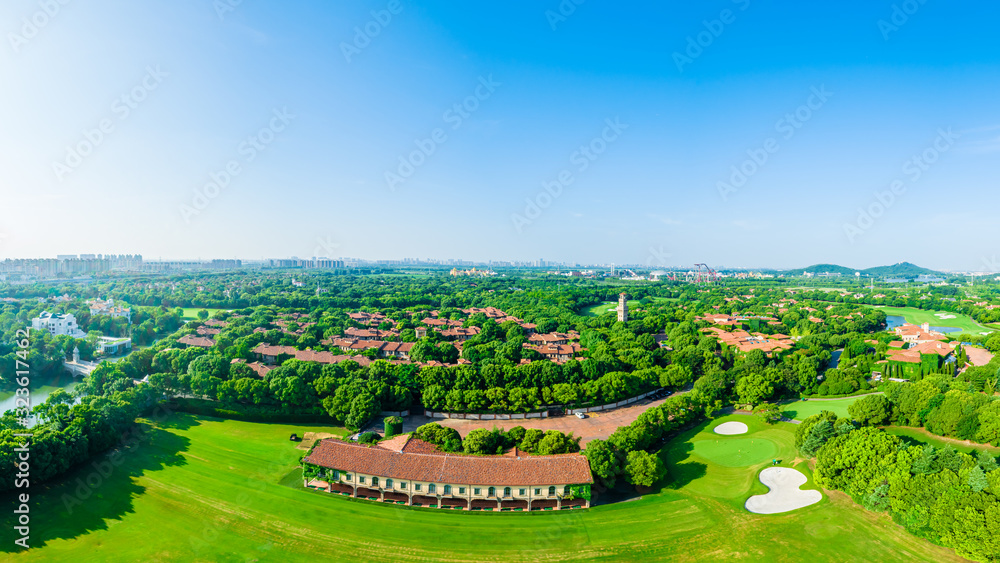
xmin=301 ymin=435 xmax=593 ymax=511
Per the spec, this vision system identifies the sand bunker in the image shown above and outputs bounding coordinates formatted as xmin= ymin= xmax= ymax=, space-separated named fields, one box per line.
xmin=713 ymin=421 xmax=748 ymax=435
xmin=745 ymin=467 xmax=822 ymax=514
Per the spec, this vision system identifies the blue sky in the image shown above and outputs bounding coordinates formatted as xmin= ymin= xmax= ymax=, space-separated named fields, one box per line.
xmin=1 ymin=0 xmax=998 ymax=270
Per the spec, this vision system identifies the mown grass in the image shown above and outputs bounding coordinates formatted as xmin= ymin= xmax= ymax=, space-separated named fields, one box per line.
xmin=782 ymin=396 xmax=865 ymax=421
xmin=884 ymin=426 xmax=1000 ymax=455
xmin=178 ymin=307 xmax=230 ymax=320
xmin=2 ymin=412 xmax=966 ymax=562
xmin=870 ymin=306 xmax=993 ymax=334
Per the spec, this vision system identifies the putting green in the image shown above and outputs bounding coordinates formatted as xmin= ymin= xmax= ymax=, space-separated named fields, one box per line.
xmin=691 ymin=437 xmax=779 ymax=467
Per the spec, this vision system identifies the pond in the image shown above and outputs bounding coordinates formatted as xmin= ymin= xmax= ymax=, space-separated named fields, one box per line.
xmin=0 ymin=373 xmax=81 ymax=419
xmin=885 ymin=315 xmax=961 ymax=334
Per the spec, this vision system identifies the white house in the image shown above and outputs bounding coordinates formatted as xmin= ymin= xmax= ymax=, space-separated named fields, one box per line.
xmin=32 ymin=312 xmax=86 ymax=338
xmin=87 ymin=298 xmax=131 ymax=322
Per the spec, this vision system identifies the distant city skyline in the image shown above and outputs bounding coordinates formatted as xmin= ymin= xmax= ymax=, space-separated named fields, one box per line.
xmin=2 ymin=252 xmax=996 ymax=274
xmin=1 ymin=1 xmax=998 ymax=270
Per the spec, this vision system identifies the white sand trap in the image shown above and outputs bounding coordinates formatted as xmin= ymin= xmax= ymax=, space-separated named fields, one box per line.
xmin=713 ymin=421 xmax=748 ymax=435
xmin=745 ymin=467 xmax=822 ymax=514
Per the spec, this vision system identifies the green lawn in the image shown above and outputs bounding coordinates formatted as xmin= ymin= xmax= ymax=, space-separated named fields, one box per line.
xmin=691 ymin=436 xmax=779 ymax=467
xmin=884 ymin=426 xmax=1000 ymax=456
xmin=781 ymin=396 xmax=869 ymax=421
xmin=869 ymin=306 xmax=993 ymax=334
xmin=581 ymin=300 xmax=640 ymax=317
xmin=2 ymin=412 xmax=965 ymax=562
xmin=178 ymin=307 xmax=230 ymax=321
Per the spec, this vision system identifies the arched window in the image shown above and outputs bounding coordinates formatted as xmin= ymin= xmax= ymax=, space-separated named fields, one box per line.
xmin=386 ymin=479 xmax=393 ymax=489
xmin=443 ymin=485 xmax=451 ymax=495
xmin=564 ymin=486 xmax=571 ymax=496
xmin=372 ymin=477 xmax=379 ymax=487
xmin=488 ymin=487 xmax=496 ymax=497
xmin=428 ymin=484 xmax=436 ymax=493
xmin=504 ymin=487 xmax=511 ymax=497
xmin=548 ymin=486 xmax=556 ymax=496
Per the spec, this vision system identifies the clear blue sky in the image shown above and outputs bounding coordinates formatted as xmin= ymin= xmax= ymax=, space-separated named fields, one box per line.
xmin=1 ymin=0 xmax=998 ymax=270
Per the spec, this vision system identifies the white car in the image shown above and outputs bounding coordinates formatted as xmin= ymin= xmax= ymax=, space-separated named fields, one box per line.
xmin=575 ymin=412 xmax=587 ymax=419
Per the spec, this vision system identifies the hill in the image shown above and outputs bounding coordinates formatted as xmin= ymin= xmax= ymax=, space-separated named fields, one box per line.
xmin=778 ymin=262 xmax=944 ymax=278
xmin=781 ymin=264 xmax=857 ymax=276
xmin=860 ymin=262 xmax=943 ymax=278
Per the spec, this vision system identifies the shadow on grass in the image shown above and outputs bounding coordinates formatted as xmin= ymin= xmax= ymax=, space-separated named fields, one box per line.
xmin=1 ymin=417 xmax=190 ymax=553
xmin=781 ymin=409 xmax=800 ymax=420
xmin=660 ymin=419 xmax=711 ymax=490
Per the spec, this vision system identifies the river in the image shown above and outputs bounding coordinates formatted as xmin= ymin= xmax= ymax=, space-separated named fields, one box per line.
xmin=0 ymin=373 xmax=81 ymax=417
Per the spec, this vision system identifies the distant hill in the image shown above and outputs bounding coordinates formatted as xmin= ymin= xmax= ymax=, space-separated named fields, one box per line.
xmin=860 ymin=262 xmax=943 ymax=278
xmin=782 ymin=264 xmax=858 ymax=276
xmin=779 ymin=262 xmax=944 ymax=279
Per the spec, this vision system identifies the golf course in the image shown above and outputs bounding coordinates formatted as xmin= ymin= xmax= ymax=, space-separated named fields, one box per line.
xmin=2 ymin=412 xmax=966 ymax=562
xmin=781 ymin=395 xmax=868 ymax=420
xmin=870 ymin=306 xmax=994 ymax=334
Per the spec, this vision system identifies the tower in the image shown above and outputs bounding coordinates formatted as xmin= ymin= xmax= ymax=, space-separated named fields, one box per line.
xmin=617 ymin=292 xmax=628 ymax=322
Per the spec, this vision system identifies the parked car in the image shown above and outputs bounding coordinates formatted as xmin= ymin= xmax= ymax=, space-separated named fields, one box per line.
xmin=575 ymin=412 xmax=587 ymax=419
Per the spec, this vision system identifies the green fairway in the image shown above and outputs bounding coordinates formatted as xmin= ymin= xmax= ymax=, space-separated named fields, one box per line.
xmin=581 ymin=300 xmax=639 ymax=317
xmin=870 ymin=305 xmax=993 ymax=334
xmin=178 ymin=307 xmax=230 ymax=320
xmin=884 ymin=426 xmax=1000 ymax=455
xmin=782 ymin=396 xmax=868 ymax=421
xmin=691 ymin=437 xmax=779 ymax=467
xmin=2 ymin=412 xmax=966 ymax=562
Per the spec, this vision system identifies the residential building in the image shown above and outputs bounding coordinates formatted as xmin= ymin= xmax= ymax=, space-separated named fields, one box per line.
xmin=31 ymin=312 xmax=86 ymax=338
xmin=87 ymin=298 xmax=131 ymax=322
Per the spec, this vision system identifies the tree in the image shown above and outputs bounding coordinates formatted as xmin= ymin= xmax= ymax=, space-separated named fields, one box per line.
xmin=464 ymin=428 xmax=505 ymax=455
xmin=623 ymin=450 xmax=665 ymax=488
xmin=519 ymin=428 xmax=545 ymax=453
xmin=753 ymin=402 xmax=782 ymax=424
xmin=345 ymin=392 xmax=378 ymax=431
xmin=197 ymin=309 xmax=209 ymax=320
xmin=968 ymin=465 xmax=988 ymax=492
xmin=801 ymin=420 xmax=836 ymax=457
xmin=848 ymin=394 xmax=891 ymax=426
xmin=735 ymin=371 xmax=774 ymax=406
xmin=583 ymin=439 xmax=621 ymax=488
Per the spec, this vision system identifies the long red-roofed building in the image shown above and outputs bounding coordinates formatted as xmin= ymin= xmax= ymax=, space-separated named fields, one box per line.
xmin=302 ymin=435 xmax=592 ymax=511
